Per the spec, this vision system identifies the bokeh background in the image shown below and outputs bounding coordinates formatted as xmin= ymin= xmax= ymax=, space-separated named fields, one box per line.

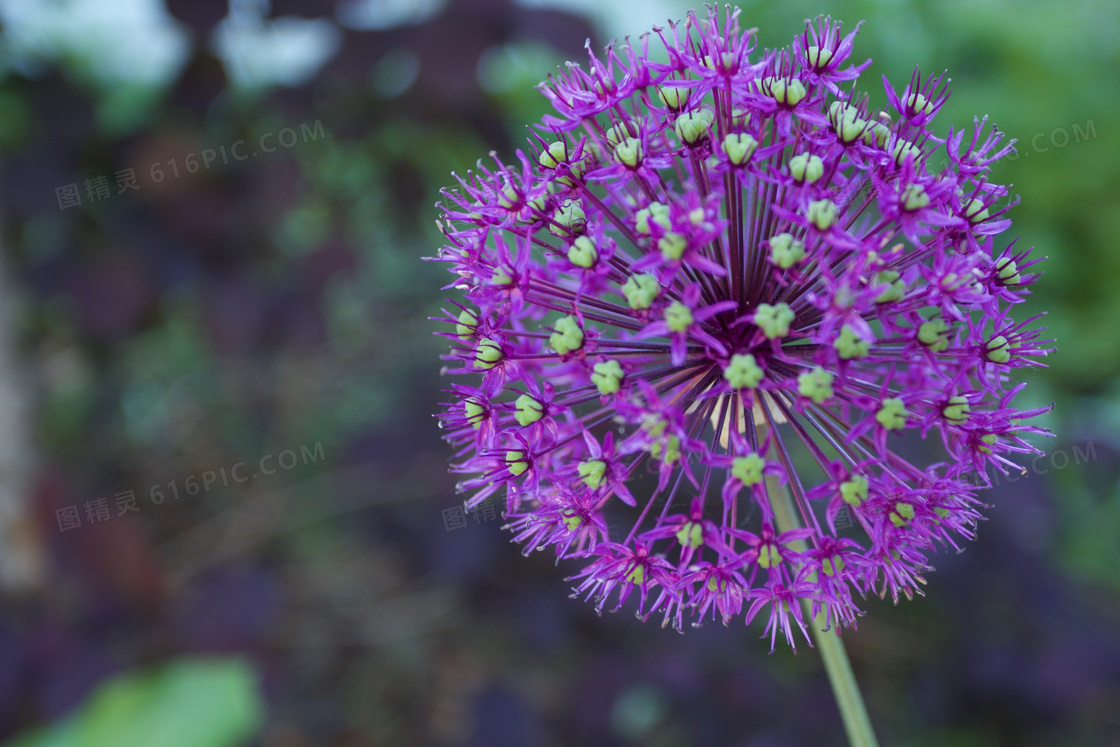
xmin=0 ymin=0 xmax=1117 ymax=745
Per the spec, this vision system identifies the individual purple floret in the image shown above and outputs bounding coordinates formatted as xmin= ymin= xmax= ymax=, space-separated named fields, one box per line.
xmin=431 ymin=7 xmax=1051 ymax=649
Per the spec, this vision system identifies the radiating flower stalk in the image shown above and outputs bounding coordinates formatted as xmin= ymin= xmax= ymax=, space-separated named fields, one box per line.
xmin=432 ymin=7 xmax=1049 ymax=743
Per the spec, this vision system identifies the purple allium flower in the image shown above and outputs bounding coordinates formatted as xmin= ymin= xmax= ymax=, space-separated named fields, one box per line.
xmin=432 ymin=8 xmax=1051 ymax=649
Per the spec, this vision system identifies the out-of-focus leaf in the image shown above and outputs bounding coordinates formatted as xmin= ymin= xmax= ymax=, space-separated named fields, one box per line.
xmin=4 ymin=657 xmax=264 ymax=747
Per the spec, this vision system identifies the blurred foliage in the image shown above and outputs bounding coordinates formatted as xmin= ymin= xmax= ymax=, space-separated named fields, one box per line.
xmin=5 ymin=657 xmax=263 ymax=747
xmin=0 ymin=0 xmax=1118 ymax=746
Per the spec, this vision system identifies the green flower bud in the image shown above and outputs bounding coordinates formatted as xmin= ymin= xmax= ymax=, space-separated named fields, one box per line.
xmin=538 ymin=140 xmax=568 ymax=170
xmin=506 ymin=450 xmax=528 ymax=476
xmin=768 ymin=233 xmax=806 ymax=269
xmin=475 ymin=338 xmax=503 ymax=369
xmin=731 ymin=452 xmax=766 ymax=486
xmin=642 ymin=414 xmax=668 ymax=438
xmin=892 ymin=139 xmax=922 ymax=166
xmin=996 ymin=259 xmax=1021 ymax=286
xmin=605 ymin=121 xmax=639 ymax=148
xmin=840 ymin=475 xmax=869 ymax=507
xmin=722 ymin=132 xmax=758 ymax=165
xmin=514 ymin=394 xmax=545 ymax=426
xmin=808 ymin=199 xmax=838 ymax=230
xmin=464 ymin=400 xmax=486 ymax=429
xmin=757 ymin=543 xmax=783 ymax=568
xmin=650 ymin=434 xmax=681 ymax=464
xmin=902 ymin=184 xmax=930 ymax=211
xmin=590 ymin=359 xmax=625 ymax=395
xmin=676 ymin=522 xmax=704 ymax=549
xmin=664 ymin=301 xmax=693 ymax=333
xmin=834 ymin=324 xmax=871 ymax=360
xmin=863 ymin=121 xmax=891 ymax=148
xmin=964 ymin=197 xmax=990 ymax=223
xmin=497 ymin=183 xmax=521 ymax=210
xmin=724 ymin=353 xmax=764 ymax=390
xmin=805 ymin=45 xmax=833 ymax=68
xmin=491 ymin=267 xmax=513 ymax=287
xmin=657 ymin=86 xmax=690 ymax=110
xmin=568 ymin=235 xmax=598 ymax=268
xmin=635 ymin=202 xmax=670 ymax=234
xmin=876 ymin=398 xmax=908 ymax=430
xmin=550 ymin=199 xmax=586 ymax=237
xmin=562 ymin=511 xmax=583 ymax=531
xmin=889 ymin=502 xmax=915 ymax=528
xmin=626 ymin=565 xmax=645 ymax=584
xmin=907 ymin=92 xmax=934 ymax=116
xmin=918 ymin=316 xmax=951 ymax=352
xmin=754 ymin=303 xmax=795 ymax=339
xmin=978 ymin=433 xmax=998 ymax=454
xmin=873 ymin=270 xmax=906 ymax=303
xmin=986 ymin=335 xmax=1011 ymax=363
xmin=658 ymin=231 xmax=688 ymax=261
xmin=837 ymin=112 xmax=867 ymax=143
xmin=455 ymin=309 xmax=478 ymax=339
xmin=674 ymin=109 xmax=714 ymax=145
xmin=789 ymin=152 xmax=824 ymax=183
xmin=614 ymin=137 xmax=643 ymax=168
xmin=578 ymin=459 xmax=607 ymax=489
xmin=763 ymin=77 xmax=806 ymax=106
xmin=689 ymin=207 xmax=706 ymax=225
xmin=798 ymin=366 xmax=835 ymax=404
xmin=942 ymin=396 xmax=971 ymax=424
xmin=822 ymin=556 xmax=846 ymax=576
xmin=549 ymin=315 xmax=584 ymax=355
xmin=621 ymin=273 xmax=660 ymax=310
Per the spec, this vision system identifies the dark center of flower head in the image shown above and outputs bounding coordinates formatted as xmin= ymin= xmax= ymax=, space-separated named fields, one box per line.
xmin=433 ymin=8 xmax=1051 ymax=647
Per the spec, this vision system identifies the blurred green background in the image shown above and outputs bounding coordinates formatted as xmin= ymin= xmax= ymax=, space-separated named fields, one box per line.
xmin=0 ymin=0 xmax=1117 ymax=745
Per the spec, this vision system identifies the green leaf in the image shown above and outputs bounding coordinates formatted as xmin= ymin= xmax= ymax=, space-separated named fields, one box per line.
xmin=4 ymin=657 xmax=264 ymax=747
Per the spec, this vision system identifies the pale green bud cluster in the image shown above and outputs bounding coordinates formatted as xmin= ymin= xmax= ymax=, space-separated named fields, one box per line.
xmin=768 ymin=233 xmax=805 ymax=269
xmin=674 ymin=109 xmax=714 ymax=145
xmin=621 ymin=273 xmax=660 ymax=310
xmin=789 ymin=152 xmax=824 ymax=183
xmin=876 ymin=397 xmax=909 ymax=430
xmin=731 ymin=452 xmax=766 ymax=486
xmin=834 ymin=324 xmax=870 ymax=359
xmin=590 ymin=359 xmax=625 ymax=395
xmin=917 ymin=315 xmax=951 ymax=352
xmin=808 ymin=199 xmax=838 ymax=230
xmin=797 ymin=366 xmax=835 ymax=404
xmin=754 ymin=303 xmax=795 ymax=339
xmin=550 ymin=199 xmax=586 ymax=237
xmin=840 ymin=475 xmax=869 ymax=506
xmin=942 ymin=396 xmax=971 ymax=424
xmin=873 ymin=270 xmax=906 ymax=303
xmin=549 ymin=315 xmax=584 ymax=355
xmin=614 ymin=137 xmax=643 ymax=168
xmin=514 ymin=394 xmax=545 ymax=426
xmin=578 ymin=459 xmax=607 ymax=489
xmin=475 ymin=338 xmax=503 ymax=369
xmin=664 ymin=301 xmax=693 ymax=333
xmin=657 ymin=86 xmax=689 ymax=110
xmin=722 ymin=133 xmax=758 ymax=165
xmin=723 ymin=353 xmax=764 ymax=389
xmin=762 ymin=77 xmax=806 ymax=106
xmin=568 ymin=236 xmax=598 ymax=268
xmin=658 ymin=232 xmax=688 ymax=261
xmin=985 ymin=335 xmax=1011 ymax=363
xmin=635 ymin=202 xmax=670 ymax=234
xmin=455 ymin=309 xmax=478 ymax=339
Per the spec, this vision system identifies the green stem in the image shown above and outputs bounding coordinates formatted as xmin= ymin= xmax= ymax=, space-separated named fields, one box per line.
xmin=763 ymin=469 xmax=880 ymax=747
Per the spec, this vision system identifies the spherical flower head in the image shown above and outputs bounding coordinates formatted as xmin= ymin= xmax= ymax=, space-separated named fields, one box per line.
xmin=432 ymin=8 xmax=1051 ymax=649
